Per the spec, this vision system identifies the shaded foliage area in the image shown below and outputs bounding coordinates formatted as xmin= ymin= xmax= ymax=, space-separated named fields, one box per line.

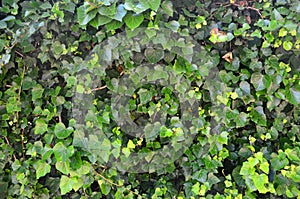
xmin=0 ymin=0 xmax=300 ymax=198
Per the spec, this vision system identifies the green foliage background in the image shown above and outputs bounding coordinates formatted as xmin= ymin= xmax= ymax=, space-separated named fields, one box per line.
xmin=0 ymin=0 xmax=300 ymax=198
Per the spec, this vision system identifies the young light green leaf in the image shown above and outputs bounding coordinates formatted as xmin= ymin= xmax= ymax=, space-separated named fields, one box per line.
xmin=127 ymin=140 xmax=135 ymax=149
xmin=98 ymin=180 xmax=111 ymax=195
xmin=36 ymin=160 xmax=51 ymax=179
xmin=60 ymin=175 xmax=76 ymax=195
xmin=56 ymin=160 xmax=70 ymax=175
xmin=283 ymin=41 xmax=293 ymax=51
xmin=34 ymin=119 xmax=48 ymax=135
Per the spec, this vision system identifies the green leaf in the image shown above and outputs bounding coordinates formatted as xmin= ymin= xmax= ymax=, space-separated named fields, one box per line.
xmin=36 ymin=160 xmax=51 ymax=179
xmin=250 ymin=106 xmax=267 ymax=126
xmin=251 ymin=73 xmax=270 ymax=91
xmin=147 ymin=0 xmax=161 ymax=11
xmin=56 ymin=160 xmax=70 ymax=175
xmin=66 ymin=76 xmax=77 ymax=87
xmin=32 ymin=84 xmax=44 ymax=101
xmin=98 ymin=180 xmax=111 ymax=195
xmin=191 ymin=182 xmax=200 ymax=195
xmin=161 ymin=0 xmax=173 ymax=17
xmin=240 ymin=157 xmax=259 ymax=175
xmin=124 ymin=1 xmax=148 ymax=14
xmin=286 ymin=86 xmax=300 ymax=105
xmin=52 ymin=41 xmax=65 ymax=59
xmin=90 ymin=14 xmax=112 ymax=28
xmin=192 ymin=170 xmax=208 ymax=183
xmin=270 ymin=150 xmax=289 ymax=171
xmin=77 ymin=4 xmax=98 ymax=26
xmin=113 ymin=4 xmax=127 ymax=21
xmin=218 ymin=131 xmax=228 ymax=145
xmin=98 ymin=138 xmax=111 ymax=163
xmin=55 ymin=122 xmax=73 ymax=139
xmin=76 ymin=84 xmax=85 ymax=94
xmin=137 ymin=88 xmax=152 ymax=104
xmin=252 ymin=174 xmax=269 ymax=194
xmin=145 ymin=47 xmax=164 ymax=63
xmin=34 ymin=119 xmax=48 ymax=135
xmin=60 ymin=175 xmax=76 ymax=195
xmin=72 ymin=177 xmax=84 ymax=192
xmin=127 ymin=140 xmax=135 ymax=149
xmin=6 ymin=98 xmax=21 ymax=113
xmin=283 ymin=41 xmax=293 ymax=51
xmin=260 ymin=161 xmax=269 ymax=174
xmin=165 ymin=20 xmax=180 ymax=32
xmin=285 ymin=148 xmax=300 ymax=163
xmin=124 ymin=12 xmax=144 ymax=30
xmin=53 ymin=142 xmax=74 ymax=161
xmin=269 ymin=20 xmax=278 ymax=31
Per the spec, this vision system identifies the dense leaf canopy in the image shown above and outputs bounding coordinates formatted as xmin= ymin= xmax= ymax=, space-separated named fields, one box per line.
xmin=0 ymin=0 xmax=300 ymax=198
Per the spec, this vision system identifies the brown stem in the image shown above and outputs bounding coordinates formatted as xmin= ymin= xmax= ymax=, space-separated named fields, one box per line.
xmin=91 ymin=85 xmax=107 ymax=92
xmin=232 ymin=3 xmax=263 ymax=18
xmin=21 ymin=128 xmax=25 ymax=159
xmin=3 ymin=136 xmax=17 ymax=161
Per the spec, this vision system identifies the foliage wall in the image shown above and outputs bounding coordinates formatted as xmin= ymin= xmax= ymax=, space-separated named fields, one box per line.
xmin=0 ymin=0 xmax=300 ymax=198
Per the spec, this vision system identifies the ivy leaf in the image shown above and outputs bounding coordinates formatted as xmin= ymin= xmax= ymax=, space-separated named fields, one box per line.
xmin=98 ymin=180 xmax=111 ymax=195
xmin=191 ymin=182 xmax=200 ymax=195
xmin=240 ymin=157 xmax=259 ymax=175
xmin=285 ymin=86 xmax=300 ymax=105
xmin=259 ymin=161 xmax=269 ymax=174
xmin=147 ymin=0 xmax=161 ymax=11
xmin=98 ymin=138 xmax=111 ymax=163
xmin=77 ymin=4 xmax=98 ymax=26
xmin=124 ymin=1 xmax=148 ymax=14
xmin=112 ymin=4 xmax=127 ymax=21
xmin=192 ymin=170 xmax=208 ymax=183
xmin=34 ymin=119 xmax=48 ymax=135
xmin=56 ymin=161 xmax=70 ymax=175
xmin=283 ymin=41 xmax=293 ymax=51
xmin=161 ymin=0 xmax=173 ymax=17
xmin=251 ymin=73 xmax=271 ymax=91
xmin=137 ymin=88 xmax=152 ymax=104
xmin=145 ymin=47 xmax=164 ymax=63
xmin=250 ymin=106 xmax=267 ymax=126
xmin=53 ymin=142 xmax=74 ymax=162
xmin=270 ymin=150 xmax=289 ymax=171
xmin=36 ymin=160 xmax=51 ymax=179
xmin=124 ymin=12 xmax=144 ymax=30
xmin=127 ymin=140 xmax=135 ymax=149
xmin=32 ymin=84 xmax=44 ymax=101
xmin=55 ymin=122 xmax=73 ymax=139
xmin=252 ymin=174 xmax=269 ymax=194
xmin=52 ymin=41 xmax=65 ymax=60
xmin=60 ymin=175 xmax=76 ymax=195
xmin=90 ymin=14 xmax=112 ymax=28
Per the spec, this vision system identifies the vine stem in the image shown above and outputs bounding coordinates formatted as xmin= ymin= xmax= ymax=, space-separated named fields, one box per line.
xmin=3 ymin=136 xmax=17 ymax=161
xmin=93 ymin=169 xmax=147 ymax=198
xmin=91 ymin=85 xmax=107 ymax=92
xmin=215 ymin=2 xmax=263 ymax=19
xmin=233 ymin=3 xmax=263 ymax=18
xmin=16 ymin=53 xmax=27 ymax=160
